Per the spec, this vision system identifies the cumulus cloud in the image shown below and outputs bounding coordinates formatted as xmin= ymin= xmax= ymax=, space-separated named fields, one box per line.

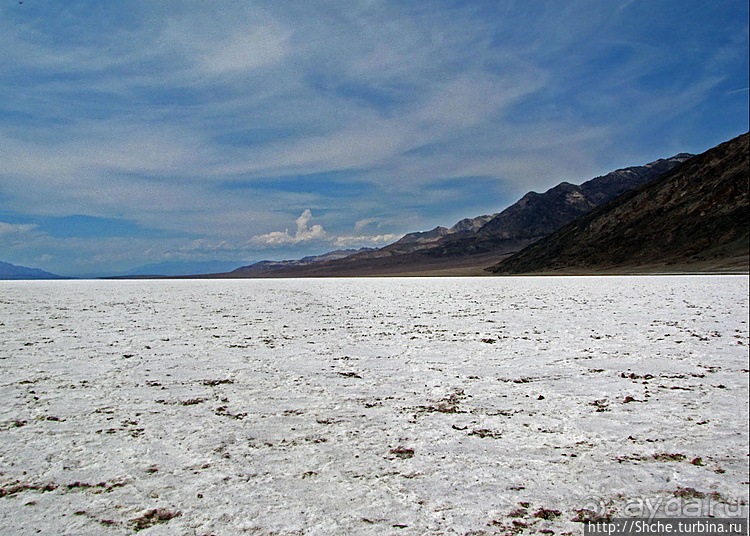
xmin=294 ymin=209 xmax=327 ymax=241
xmin=248 ymin=210 xmax=398 ymax=250
xmin=249 ymin=209 xmax=327 ymax=247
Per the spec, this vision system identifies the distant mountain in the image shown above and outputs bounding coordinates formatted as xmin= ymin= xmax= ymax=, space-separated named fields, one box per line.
xmin=488 ymin=133 xmax=749 ymax=274
xmin=210 ymin=152 xmax=691 ymax=277
xmin=122 ymin=260 xmax=249 ymax=277
xmin=0 ymin=261 xmax=66 ymax=280
xmin=230 ymin=248 xmax=376 ymax=275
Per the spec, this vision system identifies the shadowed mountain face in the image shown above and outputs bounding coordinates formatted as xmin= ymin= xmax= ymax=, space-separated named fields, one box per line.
xmin=210 ymin=152 xmax=692 ymax=278
xmin=489 ymin=133 xmax=749 ymax=274
xmin=476 ymin=155 xmax=694 ymax=242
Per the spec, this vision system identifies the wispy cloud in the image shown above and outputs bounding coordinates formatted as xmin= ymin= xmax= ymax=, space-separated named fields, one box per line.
xmin=0 ymin=222 xmax=39 ymax=236
xmin=332 ymin=234 xmax=399 ymax=248
xmin=354 ymin=218 xmax=380 ymax=232
xmin=0 ymin=0 xmax=747 ymax=275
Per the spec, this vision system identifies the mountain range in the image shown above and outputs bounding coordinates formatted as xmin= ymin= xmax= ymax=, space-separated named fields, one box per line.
xmin=5 ymin=133 xmax=747 ymax=279
xmin=214 ymin=151 xmax=695 ymax=277
xmin=227 ymin=248 xmax=376 ymax=276
xmin=118 ymin=260 xmax=251 ymax=277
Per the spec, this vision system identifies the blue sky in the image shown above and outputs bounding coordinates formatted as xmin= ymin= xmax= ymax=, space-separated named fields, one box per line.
xmin=1 ymin=0 xmax=748 ymax=276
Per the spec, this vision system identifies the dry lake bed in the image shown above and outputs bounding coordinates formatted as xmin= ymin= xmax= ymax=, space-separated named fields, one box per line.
xmin=1 ymin=276 xmax=748 ymax=535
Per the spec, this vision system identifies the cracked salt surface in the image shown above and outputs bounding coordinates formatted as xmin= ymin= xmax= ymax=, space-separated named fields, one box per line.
xmin=0 ymin=276 xmax=747 ymax=535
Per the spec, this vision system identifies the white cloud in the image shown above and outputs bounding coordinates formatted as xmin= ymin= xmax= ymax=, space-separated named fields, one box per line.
xmin=199 ymin=26 xmax=291 ymax=74
xmin=247 ymin=210 xmax=398 ymax=250
xmin=354 ymin=218 xmax=379 ymax=232
xmin=294 ymin=209 xmax=326 ymax=241
xmin=249 ymin=209 xmax=327 ymax=248
xmin=332 ymin=234 xmax=399 ymax=248
xmin=0 ymin=221 xmax=45 ymax=250
xmin=0 ymin=222 xmax=38 ymax=236
xmin=248 ymin=230 xmax=298 ymax=247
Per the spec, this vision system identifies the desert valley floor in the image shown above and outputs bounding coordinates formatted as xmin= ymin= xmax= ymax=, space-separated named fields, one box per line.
xmin=0 ymin=276 xmax=748 ymax=535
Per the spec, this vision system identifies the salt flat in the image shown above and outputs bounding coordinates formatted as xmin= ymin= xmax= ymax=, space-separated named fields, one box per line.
xmin=0 ymin=276 xmax=748 ymax=535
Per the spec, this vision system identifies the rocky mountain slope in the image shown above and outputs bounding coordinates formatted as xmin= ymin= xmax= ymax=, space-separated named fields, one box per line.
xmin=488 ymin=132 xmax=749 ymax=274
